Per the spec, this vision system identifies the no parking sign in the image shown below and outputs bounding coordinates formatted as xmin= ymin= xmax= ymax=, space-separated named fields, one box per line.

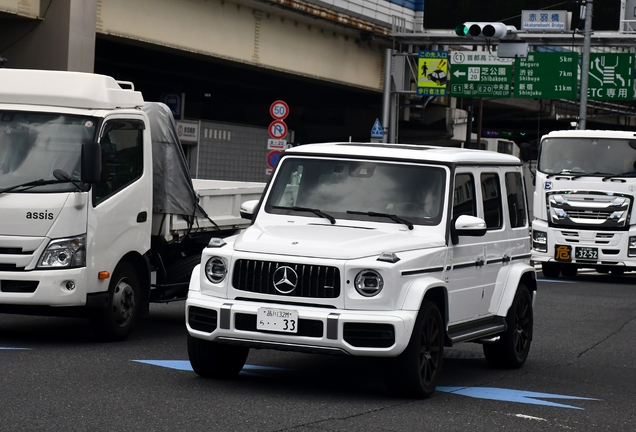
xmin=267 ymin=150 xmax=281 ymax=168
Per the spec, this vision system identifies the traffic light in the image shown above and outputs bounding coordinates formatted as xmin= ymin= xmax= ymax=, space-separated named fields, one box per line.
xmin=454 ymin=22 xmax=517 ymax=40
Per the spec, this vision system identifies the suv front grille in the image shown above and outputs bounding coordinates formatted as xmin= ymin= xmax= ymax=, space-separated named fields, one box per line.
xmin=232 ymin=259 xmax=341 ymax=299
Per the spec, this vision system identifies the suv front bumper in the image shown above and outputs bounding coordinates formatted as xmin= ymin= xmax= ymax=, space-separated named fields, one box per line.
xmin=186 ymin=291 xmax=418 ymax=357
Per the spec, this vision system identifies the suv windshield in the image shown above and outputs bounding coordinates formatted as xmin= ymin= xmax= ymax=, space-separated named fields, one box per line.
xmin=0 ymin=111 xmax=98 ymax=193
xmin=538 ymin=137 xmax=636 ymax=177
xmin=265 ymin=157 xmax=447 ymax=226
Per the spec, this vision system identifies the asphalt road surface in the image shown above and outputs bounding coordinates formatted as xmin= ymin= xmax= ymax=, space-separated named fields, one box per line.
xmin=1 ymin=271 xmax=635 ymax=431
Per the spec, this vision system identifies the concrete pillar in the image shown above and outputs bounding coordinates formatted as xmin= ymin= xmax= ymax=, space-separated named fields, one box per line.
xmin=0 ymin=0 xmax=97 ymax=72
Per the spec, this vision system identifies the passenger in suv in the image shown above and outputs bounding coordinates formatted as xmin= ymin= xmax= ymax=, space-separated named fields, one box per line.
xmin=186 ymin=142 xmax=536 ymax=399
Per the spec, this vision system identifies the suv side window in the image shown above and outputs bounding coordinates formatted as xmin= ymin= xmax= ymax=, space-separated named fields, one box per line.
xmin=453 ymin=173 xmax=477 ymax=218
xmin=505 ymin=171 xmax=527 ymax=228
xmin=480 ymin=172 xmax=503 ymax=229
xmin=93 ymin=120 xmax=144 ymax=206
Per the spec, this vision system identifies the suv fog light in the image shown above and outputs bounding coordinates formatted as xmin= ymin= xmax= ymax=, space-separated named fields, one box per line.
xmin=64 ymin=280 xmax=76 ymax=291
xmin=354 ymin=269 xmax=384 ymax=297
xmin=532 ymin=230 xmax=547 ymax=252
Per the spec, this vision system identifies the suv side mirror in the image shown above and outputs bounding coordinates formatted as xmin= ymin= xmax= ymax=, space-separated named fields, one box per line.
xmin=451 ymin=215 xmax=487 ymax=245
xmin=81 ymin=141 xmax=102 ymax=184
xmin=239 ymin=200 xmax=259 ymax=220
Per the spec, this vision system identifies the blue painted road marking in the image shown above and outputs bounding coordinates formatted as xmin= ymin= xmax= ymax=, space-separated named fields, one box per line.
xmin=437 ymin=387 xmax=599 ymax=410
xmin=538 ymin=278 xmax=576 ymax=283
xmin=0 ymin=347 xmax=30 ymax=350
xmin=132 ymin=360 xmax=286 ymax=374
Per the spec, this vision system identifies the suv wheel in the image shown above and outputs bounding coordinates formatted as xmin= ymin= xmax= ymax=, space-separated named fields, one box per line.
xmin=385 ymin=300 xmax=444 ymax=399
xmin=188 ymin=335 xmax=249 ymax=379
xmin=483 ymin=284 xmax=533 ymax=369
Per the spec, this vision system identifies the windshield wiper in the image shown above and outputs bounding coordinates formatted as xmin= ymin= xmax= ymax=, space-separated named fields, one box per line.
xmin=346 ymin=210 xmax=414 ymax=230
xmin=602 ymin=172 xmax=636 ymax=181
xmin=272 ymin=205 xmax=336 ymax=224
xmin=546 ymin=169 xmax=585 ymax=179
xmin=569 ymin=171 xmax=614 ymax=179
xmin=0 ymin=169 xmax=78 ymax=195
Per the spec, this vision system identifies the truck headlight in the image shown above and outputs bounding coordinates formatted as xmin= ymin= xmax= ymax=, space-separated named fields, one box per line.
xmin=37 ymin=234 xmax=86 ymax=269
xmin=629 ymin=236 xmax=636 ymax=257
xmin=205 ymin=256 xmax=227 ymax=284
xmin=354 ymin=269 xmax=384 ymax=297
xmin=532 ymin=230 xmax=547 ymax=252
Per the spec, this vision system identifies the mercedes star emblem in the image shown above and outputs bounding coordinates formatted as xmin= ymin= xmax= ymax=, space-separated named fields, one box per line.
xmin=272 ymin=266 xmax=298 ymax=294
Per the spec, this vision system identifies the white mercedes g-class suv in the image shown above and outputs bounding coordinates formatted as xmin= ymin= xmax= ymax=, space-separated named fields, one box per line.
xmin=185 ymin=142 xmax=536 ymax=398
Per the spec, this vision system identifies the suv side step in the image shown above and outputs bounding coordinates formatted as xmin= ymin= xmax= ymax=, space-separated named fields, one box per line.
xmin=447 ymin=316 xmax=506 ymax=345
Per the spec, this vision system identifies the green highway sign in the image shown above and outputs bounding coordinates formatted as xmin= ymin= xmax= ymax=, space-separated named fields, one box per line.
xmin=587 ymin=53 xmax=634 ymax=101
xmin=514 ymin=52 xmax=578 ymax=99
xmin=450 ymin=51 xmax=512 ymax=98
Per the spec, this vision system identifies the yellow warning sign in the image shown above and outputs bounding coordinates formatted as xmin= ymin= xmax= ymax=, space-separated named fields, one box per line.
xmin=417 ymin=50 xmax=448 ymax=96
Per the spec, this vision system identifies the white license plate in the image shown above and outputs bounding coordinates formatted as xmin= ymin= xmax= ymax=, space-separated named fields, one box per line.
xmin=257 ymin=308 xmax=298 ymax=333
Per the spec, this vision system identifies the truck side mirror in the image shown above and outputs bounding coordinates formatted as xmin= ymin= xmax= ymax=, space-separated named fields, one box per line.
xmin=81 ymin=141 xmax=102 ymax=184
xmin=519 ymin=142 xmax=532 ymax=162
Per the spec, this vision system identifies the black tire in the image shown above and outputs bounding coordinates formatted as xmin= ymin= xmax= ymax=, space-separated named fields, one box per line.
xmin=385 ymin=300 xmax=444 ymax=399
xmin=483 ymin=284 xmax=533 ymax=369
xmin=542 ymin=262 xmax=560 ymax=278
xmin=561 ymin=265 xmax=578 ymax=278
xmin=90 ymin=261 xmax=141 ymax=342
xmin=188 ymin=334 xmax=249 ymax=379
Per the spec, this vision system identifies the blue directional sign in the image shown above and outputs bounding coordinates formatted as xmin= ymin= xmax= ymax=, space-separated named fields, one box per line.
xmin=371 ymin=118 xmax=384 ymax=138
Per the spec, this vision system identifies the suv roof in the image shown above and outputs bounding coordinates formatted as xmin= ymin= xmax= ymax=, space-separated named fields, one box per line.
xmin=285 ymin=142 xmax=522 ymax=165
xmin=543 ymin=130 xmax=636 ymax=139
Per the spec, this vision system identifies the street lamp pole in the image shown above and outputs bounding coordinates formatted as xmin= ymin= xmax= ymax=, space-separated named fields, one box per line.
xmin=578 ymin=0 xmax=593 ymax=130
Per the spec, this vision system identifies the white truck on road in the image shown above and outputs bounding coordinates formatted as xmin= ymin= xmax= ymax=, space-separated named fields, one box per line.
xmin=186 ymin=142 xmax=536 ymax=398
xmin=532 ymin=130 xmax=636 ymax=277
xmin=0 ymin=69 xmax=264 ymax=340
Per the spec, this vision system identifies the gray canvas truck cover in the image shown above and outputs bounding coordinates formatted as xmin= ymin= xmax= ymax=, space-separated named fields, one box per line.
xmin=141 ymin=102 xmax=203 ymax=219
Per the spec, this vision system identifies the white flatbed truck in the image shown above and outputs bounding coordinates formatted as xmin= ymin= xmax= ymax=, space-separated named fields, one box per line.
xmin=0 ymin=69 xmax=264 ymax=340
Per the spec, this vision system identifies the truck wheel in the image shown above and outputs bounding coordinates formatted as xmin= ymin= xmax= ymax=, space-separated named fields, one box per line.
xmin=384 ymin=300 xmax=444 ymax=399
xmin=561 ymin=266 xmax=578 ymax=278
xmin=90 ymin=261 xmax=140 ymax=342
xmin=188 ymin=334 xmax=249 ymax=379
xmin=541 ymin=262 xmax=560 ymax=278
xmin=483 ymin=284 xmax=533 ymax=369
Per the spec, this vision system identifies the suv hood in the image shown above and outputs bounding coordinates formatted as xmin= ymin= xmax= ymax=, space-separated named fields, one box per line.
xmin=234 ymin=222 xmax=446 ymax=259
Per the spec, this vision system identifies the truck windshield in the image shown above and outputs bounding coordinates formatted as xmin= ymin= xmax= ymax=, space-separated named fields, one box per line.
xmin=0 ymin=111 xmax=98 ymax=193
xmin=538 ymin=137 xmax=636 ymax=176
xmin=265 ymin=157 xmax=447 ymax=226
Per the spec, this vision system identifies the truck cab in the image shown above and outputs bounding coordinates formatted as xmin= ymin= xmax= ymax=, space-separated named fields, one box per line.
xmin=531 ymin=130 xmax=636 ymax=277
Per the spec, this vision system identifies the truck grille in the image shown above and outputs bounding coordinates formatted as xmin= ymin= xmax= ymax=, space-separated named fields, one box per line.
xmin=547 ymin=191 xmax=632 ymax=229
xmin=232 ymin=259 xmax=341 ymax=298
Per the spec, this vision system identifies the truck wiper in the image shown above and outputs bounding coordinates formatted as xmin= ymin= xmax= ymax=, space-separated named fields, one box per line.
xmin=0 ymin=169 xmax=78 ymax=195
xmin=272 ymin=205 xmax=336 ymax=224
xmin=602 ymin=172 xmax=636 ymax=181
xmin=546 ymin=169 xmax=585 ymax=179
xmin=569 ymin=171 xmax=614 ymax=179
xmin=346 ymin=210 xmax=414 ymax=230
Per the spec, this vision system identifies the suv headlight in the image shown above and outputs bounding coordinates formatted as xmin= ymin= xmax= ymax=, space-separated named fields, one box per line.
xmin=354 ymin=269 xmax=384 ymax=297
xmin=205 ymin=256 xmax=227 ymax=284
xmin=37 ymin=234 xmax=86 ymax=269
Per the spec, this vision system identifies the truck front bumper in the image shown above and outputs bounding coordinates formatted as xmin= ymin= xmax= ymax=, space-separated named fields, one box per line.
xmin=186 ymin=291 xmax=417 ymax=357
xmin=531 ymin=220 xmax=636 ymax=269
xmin=0 ymin=268 xmax=88 ymax=306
